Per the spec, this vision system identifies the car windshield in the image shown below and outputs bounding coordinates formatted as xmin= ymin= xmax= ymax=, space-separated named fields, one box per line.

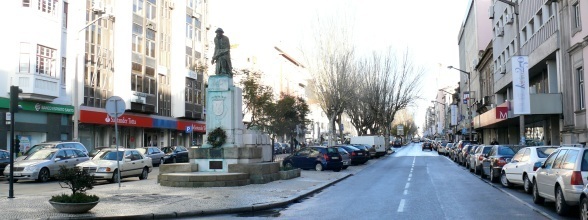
xmin=26 ymin=150 xmax=55 ymax=160
xmin=161 ymin=147 xmax=174 ymax=154
xmin=97 ymin=151 xmax=124 ymax=161
xmin=136 ymin=148 xmax=147 ymax=154
xmin=25 ymin=144 xmax=54 ymax=156
xmin=536 ymin=147 xmax=557 ymax=158
xmin=498 ymin=147 xmax=515 ymax=155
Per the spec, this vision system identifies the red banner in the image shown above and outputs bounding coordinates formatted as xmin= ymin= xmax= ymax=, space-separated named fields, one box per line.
xmin=80 ymin=110 xmax=153 ymax=128
xmin=177 ymin=120 xmax=206 ymax=133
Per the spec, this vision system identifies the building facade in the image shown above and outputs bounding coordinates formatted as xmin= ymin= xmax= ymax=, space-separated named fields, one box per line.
xmin=68 ymin=0 xmax=208 ymax=151
xmin=0 ymin=0 xmax=75 ymax=152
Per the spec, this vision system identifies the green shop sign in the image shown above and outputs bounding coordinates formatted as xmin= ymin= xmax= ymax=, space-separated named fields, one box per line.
xmin=0 ymin=98 xmax=74 ymax=114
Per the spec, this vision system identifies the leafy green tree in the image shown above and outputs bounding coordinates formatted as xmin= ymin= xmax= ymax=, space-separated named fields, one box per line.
xmin=268 ymin=94 xmax=310 ymax=149
xmin=240 ymin=71 xmax=274 ymax=130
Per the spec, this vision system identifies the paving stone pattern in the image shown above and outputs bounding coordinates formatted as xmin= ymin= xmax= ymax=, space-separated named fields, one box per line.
xmin=1 ymin=156 xmax=385 ymax=219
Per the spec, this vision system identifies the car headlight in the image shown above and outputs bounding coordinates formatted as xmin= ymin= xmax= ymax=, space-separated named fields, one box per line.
xmin=97 ymin=167 xmax=111 ymax=172
xmin=24 ymin=166 xmax=38 ymax=172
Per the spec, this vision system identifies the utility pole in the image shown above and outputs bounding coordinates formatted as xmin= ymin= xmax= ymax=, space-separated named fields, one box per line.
xmin=8 ymin=86 xmax=22 ymax=199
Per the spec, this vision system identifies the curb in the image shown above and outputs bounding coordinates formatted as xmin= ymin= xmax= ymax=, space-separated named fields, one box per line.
xmin=83 ymin=173 xmax=354 ymax=219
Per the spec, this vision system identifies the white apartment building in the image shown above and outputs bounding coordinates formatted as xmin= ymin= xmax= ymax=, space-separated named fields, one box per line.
xmin=0 ymin=0 xmax=75 ymax=151
xmin=66 ymin=0 xmax=209 ymax=150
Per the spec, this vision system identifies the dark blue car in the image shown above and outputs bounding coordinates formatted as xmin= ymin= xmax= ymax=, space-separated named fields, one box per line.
xmin=282 ymin=146 xmax=343 ymax=172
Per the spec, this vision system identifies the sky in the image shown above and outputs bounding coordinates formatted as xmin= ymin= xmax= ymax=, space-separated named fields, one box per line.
xmin=209 ymin=0 xmax=470 ymax=131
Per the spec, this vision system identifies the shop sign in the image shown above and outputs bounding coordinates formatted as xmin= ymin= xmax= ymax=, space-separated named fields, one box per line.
xmin=177 ymin=120 xmax=206 ymax=133
xmin=495 ymin=107 xmax=508 ymax=119
xmin=80 ymin=110 xmax=152 ymax=128
xmin=0 ymin=98 xmax=74 ymax=114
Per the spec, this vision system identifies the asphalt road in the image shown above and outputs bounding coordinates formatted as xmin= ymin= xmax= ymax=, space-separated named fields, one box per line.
xmin=205 ymin=143 xmax=561 ymax=219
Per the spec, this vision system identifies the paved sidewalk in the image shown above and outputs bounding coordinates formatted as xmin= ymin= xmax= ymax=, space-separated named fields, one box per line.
xmin=1 ymin=156 xmax=388 ymax=220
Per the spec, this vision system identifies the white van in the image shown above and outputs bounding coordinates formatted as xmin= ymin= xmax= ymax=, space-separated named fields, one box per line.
xmin=350 ymin=136 xmax=386 ymax=158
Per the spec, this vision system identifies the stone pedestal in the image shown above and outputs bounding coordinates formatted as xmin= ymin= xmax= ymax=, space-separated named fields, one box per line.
xmin=202 ymin=75 xmax=243 ymax=148
xmin=189 ymin=147 xmax=263 ymax=172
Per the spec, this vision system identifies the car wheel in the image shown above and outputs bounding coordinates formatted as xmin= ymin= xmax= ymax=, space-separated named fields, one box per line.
xmin=480 ymin=167 xmax=487 ymax=179
xmin=500 ymin=171 xmax=512 ymax=188
xmin=333 ymin=167 xmax=341 ymax=172
xmin=109 ymin=170 xmax=120 ymax=183
xmin=37 ymin=168 xmax=50 ymax=182
xmin=11 ymin=178 xmax=18 ymax=183
xmin=532 ymin=179 xmax=544 ymax=204
xmin=160 ymin=158 xmax=165 ymax=166
xmin=285 ymin=162 xmax=294 ymax=169
xmin=342 ymin=165 xmax=348 ymax=170
xmin=523 ymin=175 xmax=532 ymax=194
xmin=555 ymin=186 xmax=570 ymax=216
xmin=490 ymin=169 xmax=498 ymax=183
xmin=139 ymin=167 xmax=149 ymax=180
xmin=315 ymin=163 xmax=324 ymax=172
xmin=474 ymin=164 xmax=478 ymax=175
xmin=581 ymin=197 xmax=588 ymax=220
xmin=172 ymin=157 xmax=177 ymax=163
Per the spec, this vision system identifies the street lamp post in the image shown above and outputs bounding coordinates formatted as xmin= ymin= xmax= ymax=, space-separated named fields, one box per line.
xmin=447 ymin=66 xmax=473 ymax=141
xmin=73 ymin=13 xmax=114 ymax=141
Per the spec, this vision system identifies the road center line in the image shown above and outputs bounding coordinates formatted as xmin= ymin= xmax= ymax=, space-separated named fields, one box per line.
xmin=397 ymin=199 xmax=405 ymax=212
xmin=403 ymin=190 xmax=408 ymax=195
xmin=408 ymin=177 xmax=411 ymax=182
xmin=409 ymin=173 xmax=412 ymax=178
xmin=405 ymin=182 xmax=410 ymax=189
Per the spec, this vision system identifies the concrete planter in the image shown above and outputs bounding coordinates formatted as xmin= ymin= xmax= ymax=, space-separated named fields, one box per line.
xmin=279 ymin=168 xmax=301 ymax=180
xmin=49 ymin=200 xmax=99 ymax=214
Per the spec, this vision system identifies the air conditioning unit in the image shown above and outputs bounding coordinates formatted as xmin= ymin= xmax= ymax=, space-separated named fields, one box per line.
xmin=499 ymin=65 xmax=506 ymax=74
xmin=146 ymin=22 xmax=156 ymax=30
xmin=92 ymin=0 xmax=105 ymax=13
xmin=488 ymin=5 xmax=494 ymax=19
xmin=506 ymin=14 xmax=514 ymax=25
xmin=497 ymin=27 xmax=504 ymax=37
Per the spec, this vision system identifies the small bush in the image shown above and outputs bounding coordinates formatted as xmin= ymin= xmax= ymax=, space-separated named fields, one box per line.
xmin=50 ymin=193 xmax=99 ymax=203
xmin=56 ymin=166 xmax=95 ymax=195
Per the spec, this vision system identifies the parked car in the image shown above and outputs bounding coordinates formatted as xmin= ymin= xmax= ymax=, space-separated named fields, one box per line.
xmin=481 ymin=145 xmax=516 ymax=183
xmin=335 ymin=145 xmax=368 ymax=165
xmin=0 ymin=150 xmax=10 ymax=176
xmin=137 ymin=147 xmax=166 ymax=167
xmin=442 ymin=143 xmax=454 ymax=156
xmin=335 ymin=147 xmax=351 ymax=170
xmin=533 ymin=146 xmax=588 ymax=216
xmin=459 ymin=144 xmax=477 ymax=166
xmin=350 ymin=144 xmax=373 ymax=160
xmin=500 ymin=146 xmax=558 ymax=193
xmin=161 ymin=146 xmax=189 ymax=164
xmin=422 ymin=141 xmax=432 ymax=151
xmin=579 ymin=184 xmax=588 ymax=220
xmin=469 ymin=145 xmax=492 ymax=175
xmin=88 ymin=146 xmax=110 ymax=158
xmin=273 ymin=143 xmax=283 ymax=154
xmin=465 ymin=145 xmax=480 ymax=171
xmin=77 ymin=148 xmax=153 ymax=183
xmin=282 ymin=146 xmax=343 ymax=172
xmin=437 ymin=142 xmax=450 ymax=155
xmin=3 ymin=148 xmax=90 ymax=182
xmin=18 ymin=141 xmax=89 ymax=161
xmin=392 ymin=139 xmax=402 ymax=148
xmin=453 ymin=140 xmax=478 ymax=161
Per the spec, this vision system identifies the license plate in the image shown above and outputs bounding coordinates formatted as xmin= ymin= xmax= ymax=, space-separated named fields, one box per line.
xmin=332 ymin=157 xmax=339 ymax=160
xmin=358 ymin=153 xmax=363 ymax=155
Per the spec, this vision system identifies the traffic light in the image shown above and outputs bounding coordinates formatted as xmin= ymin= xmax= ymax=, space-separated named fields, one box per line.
xmin=9 ymin=86 xmax=22 ymax=113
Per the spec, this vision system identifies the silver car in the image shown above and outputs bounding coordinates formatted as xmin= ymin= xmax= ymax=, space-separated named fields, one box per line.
xmin=533 ymin=146 xmax=588 ymax=216
xmin=336 ymin=147 xmax=351 ymax=170
xmin=137 ymin=147 xmax=165 ymax=167
xmin=3 ymin=148 xmax=90 ymax=182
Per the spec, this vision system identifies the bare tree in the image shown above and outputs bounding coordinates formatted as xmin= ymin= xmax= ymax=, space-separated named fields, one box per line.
xmin=301 ymin=13 xmax=357 ymax=145
xmin=376 ymin=48 xmax=424 ymax=146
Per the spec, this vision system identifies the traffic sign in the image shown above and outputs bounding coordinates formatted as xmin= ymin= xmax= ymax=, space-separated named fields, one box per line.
xmin=105 ymin=96 xmax=125 ymax=118
xmin=186 ymin=126 xmax=192 ymax=133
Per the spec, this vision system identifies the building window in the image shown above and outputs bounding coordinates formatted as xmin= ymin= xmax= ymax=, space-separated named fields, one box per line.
xmin=19 ymin=42 xmax=30 ymax=73
xmin=187 ymin=0 xmax=194 ymax=8
xmin=579 ymin=67 xmax=585 ymax=110
xmin=185 ymin=78 xmax=195 ymax=103
xmin=133 ymin=0 xmax=144 ymax=15
xmin=63 ymin=2 xmax=68 ymax=28
xmin=186 ymin=15 xmax=193 ymax=39
xmin=146 ymin=1 xmax=156 ymax=20
xmin=146 ymin=29 xmax=155 ymax=57
xmin=131 ymin=73 xmax=143 ymax=92
xmin=38 ymin=0 xmax=57 ymax=14
xmin=36 ymin=45 xmax=56 ymax=77
xmin=23 ymin=0 xmax=30 ymax=7
xmin=61 ymin=57 xmax=66 ymax=85
xmin=573 ymin=2 xmax=581 ymax=30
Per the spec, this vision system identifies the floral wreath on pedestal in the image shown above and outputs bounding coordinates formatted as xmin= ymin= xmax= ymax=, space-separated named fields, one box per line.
xmin=207 ymin=127 xmax=227 ymax=148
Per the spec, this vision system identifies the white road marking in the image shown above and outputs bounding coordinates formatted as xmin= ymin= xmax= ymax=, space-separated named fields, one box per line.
xmin=397 ymin=199 xmax=405 ymax=212
xmin=409 ymin=173 xmax=412 ymax=178
xmin=403 ymin=190 xmax=408 ymax=195
xmin=408 ymin=178 xmax=411 ymax=182
xmin=405 ymin=182 xmax=410 ymax=189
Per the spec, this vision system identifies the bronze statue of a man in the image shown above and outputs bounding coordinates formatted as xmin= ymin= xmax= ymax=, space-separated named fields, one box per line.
xmin=211 ymin=28 xmax=232 ymax=76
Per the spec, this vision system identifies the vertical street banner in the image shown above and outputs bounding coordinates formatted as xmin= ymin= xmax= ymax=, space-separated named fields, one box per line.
xmin=512 ymin=56 xmax=530 ymax=114
xmin=450 ymin=105 xmax=457 ymax=125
